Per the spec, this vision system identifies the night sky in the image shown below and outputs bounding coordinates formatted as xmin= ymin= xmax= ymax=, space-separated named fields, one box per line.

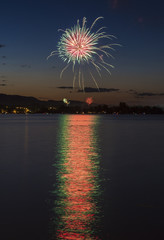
xmin=0 ymin=0 xmax=164 ymax=106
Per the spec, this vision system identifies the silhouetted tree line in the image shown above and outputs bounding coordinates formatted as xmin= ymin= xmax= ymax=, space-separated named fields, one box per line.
xmin=0 ymin=102 xmax=163 ymax=114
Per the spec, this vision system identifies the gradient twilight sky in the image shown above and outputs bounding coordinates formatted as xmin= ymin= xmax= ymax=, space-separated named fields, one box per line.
xmin=0 ymin=0 xmax=164 ymax=106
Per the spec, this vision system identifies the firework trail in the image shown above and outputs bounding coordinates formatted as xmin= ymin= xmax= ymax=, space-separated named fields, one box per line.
xmin=47 ymin=17 xmax=120 ymax=91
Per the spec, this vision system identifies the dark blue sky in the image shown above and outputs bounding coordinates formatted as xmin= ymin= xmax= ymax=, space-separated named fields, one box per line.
xmin=0 ymin=0 xmax=164 ymax=106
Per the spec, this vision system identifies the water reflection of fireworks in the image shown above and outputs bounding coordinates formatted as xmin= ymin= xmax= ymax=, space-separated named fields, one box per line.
xmin=51 ymin=115 xmax=101 ymax=240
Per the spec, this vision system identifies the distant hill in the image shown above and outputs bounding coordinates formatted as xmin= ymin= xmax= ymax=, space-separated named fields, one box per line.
xmin=0 ymin=93 xmax=41 ymax=106
xmin=0 ymin=93 xmax=163 ymax=114
xmin=0 ymin=93 xmax=86 ymax=107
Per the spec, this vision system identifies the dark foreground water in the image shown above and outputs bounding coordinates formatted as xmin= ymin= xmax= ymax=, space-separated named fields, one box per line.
xmin=0 ymin=114 xmax=164 ymax=240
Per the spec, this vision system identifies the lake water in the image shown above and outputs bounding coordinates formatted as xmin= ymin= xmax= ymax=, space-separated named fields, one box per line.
xmin=0 ymin=114 xmax=164 ymax=240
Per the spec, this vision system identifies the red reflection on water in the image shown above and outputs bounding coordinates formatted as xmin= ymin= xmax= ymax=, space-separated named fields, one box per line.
xmin=57 ymin=115 xmax=99 ymax=240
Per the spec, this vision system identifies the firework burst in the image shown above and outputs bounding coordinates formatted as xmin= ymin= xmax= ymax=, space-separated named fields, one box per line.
xmin=86 ymin=97 xmax=93 ymax=105
xmin=63 ymin=98 xmax=70 ymax=105
xmin=48 ymin=17 xmax=120 ymax=90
